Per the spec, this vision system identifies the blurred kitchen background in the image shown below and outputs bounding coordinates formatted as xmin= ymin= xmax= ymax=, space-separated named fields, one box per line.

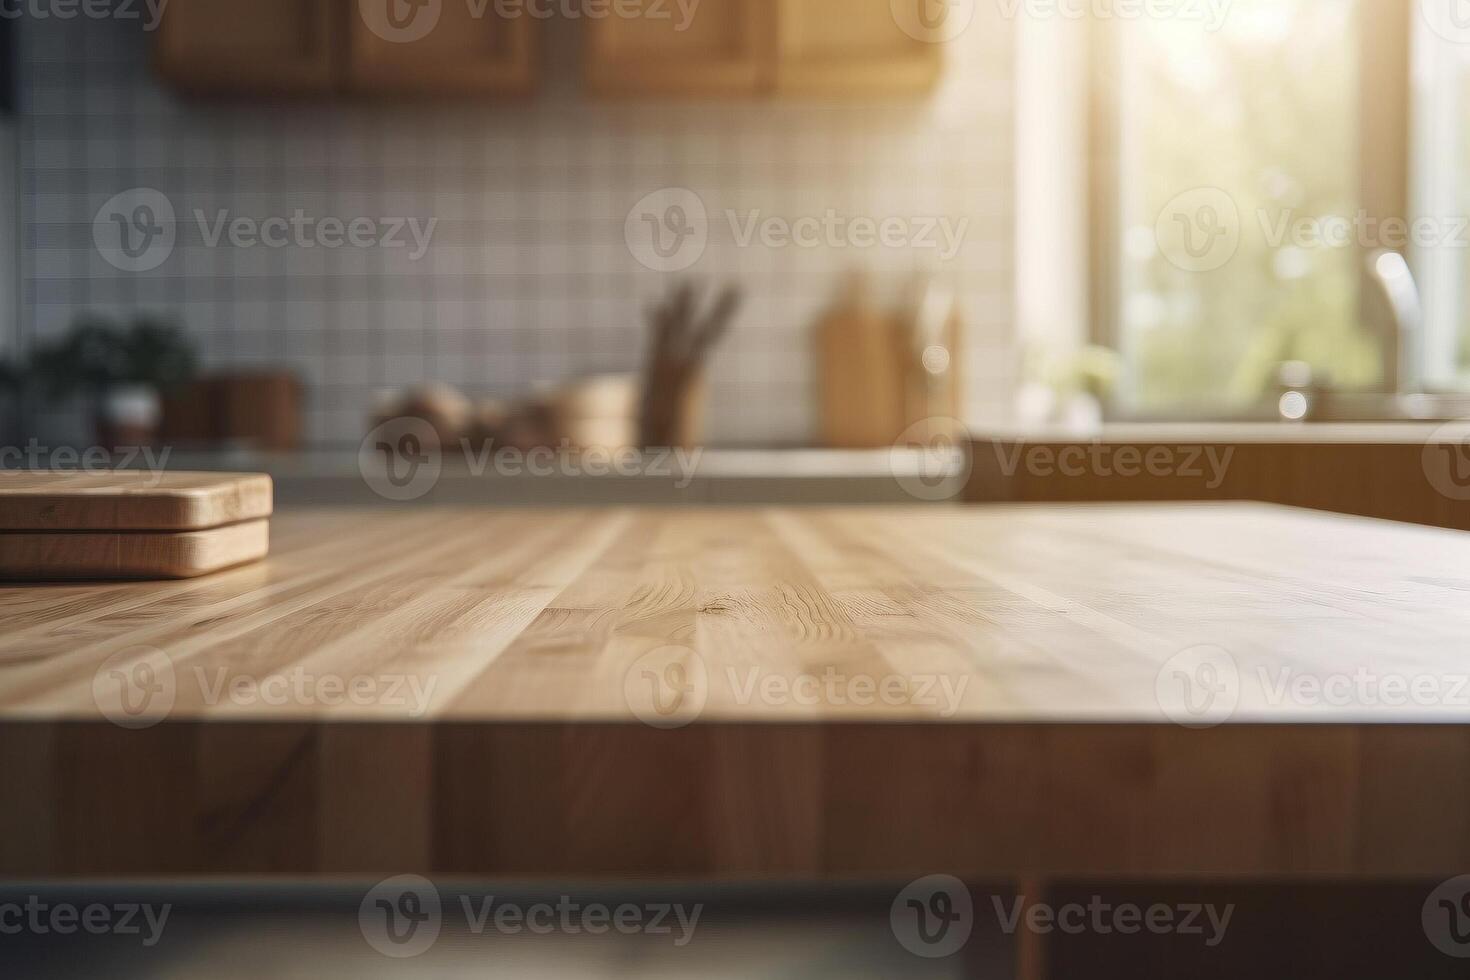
xmin=0 ymin=2 xmax=1008 ymax=459
xmin=3 ymin=0 xmax=1470 ymax=503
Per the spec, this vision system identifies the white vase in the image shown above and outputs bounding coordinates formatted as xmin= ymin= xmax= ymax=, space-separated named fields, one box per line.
xmin=102 ymin=384 xmax=162 ymax=431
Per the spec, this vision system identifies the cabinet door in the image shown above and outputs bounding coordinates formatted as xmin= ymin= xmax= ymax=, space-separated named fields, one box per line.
xmin=155 ymin=0 xmax=340 ymax=95
xmin=347 ymin=0 xmax=536 ymax=95
xmin=775 ymin=0 xmax=943 ymax=96
xmin=586 ymin=0 xmax=774 ymax=98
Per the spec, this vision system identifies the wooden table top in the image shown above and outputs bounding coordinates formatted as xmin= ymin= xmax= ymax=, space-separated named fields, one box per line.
xmin=4 ymin=502 xmax=1469 ymax=724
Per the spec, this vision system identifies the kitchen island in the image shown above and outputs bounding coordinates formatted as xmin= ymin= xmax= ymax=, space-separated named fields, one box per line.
xmin=3 ymin=503 xmax=1470 ymax=880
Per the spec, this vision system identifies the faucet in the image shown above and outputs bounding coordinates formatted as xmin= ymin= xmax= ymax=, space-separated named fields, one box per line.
xmin=1364 ymin=248 xmax=1423 ymax=395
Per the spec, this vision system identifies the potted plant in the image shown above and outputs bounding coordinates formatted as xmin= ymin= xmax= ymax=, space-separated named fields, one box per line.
xmin=1016 ymin=343 xmax=1122 ymax=430
xmin=29 ymin=315 xmax=196 ymax=450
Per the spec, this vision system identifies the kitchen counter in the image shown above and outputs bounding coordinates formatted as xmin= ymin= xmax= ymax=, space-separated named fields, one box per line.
xmin=971 ymin=420 xmax=1470 ymax=444
xmin=141 ymin=447 xmax=969 ymax=505
xmin=4 ymin=503 xmax=1470 ymax=877
xmin=967 ymin=422 xmax=1470 ymax=531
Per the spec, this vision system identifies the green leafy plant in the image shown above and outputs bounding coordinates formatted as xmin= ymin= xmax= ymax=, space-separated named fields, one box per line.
xmin=28 ymin=315 xmax=196 ymax=402
xmin=119 ymin=319 xmax=197 ymax=392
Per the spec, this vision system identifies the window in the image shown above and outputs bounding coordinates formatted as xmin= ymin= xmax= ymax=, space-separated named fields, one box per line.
xmin=1086 ymin=0 xmax=1432 ymax=414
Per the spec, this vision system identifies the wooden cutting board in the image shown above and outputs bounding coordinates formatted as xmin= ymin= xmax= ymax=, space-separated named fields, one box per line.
xmin=0 ymin=471 xmax=272 ymax=579
xmin=816 ymin=289 xmax=907 ymax=449
xmin=0 ymin=519 xmax=271 ymax=580
xmin=0 ymin=471 xmax=272 ymax=531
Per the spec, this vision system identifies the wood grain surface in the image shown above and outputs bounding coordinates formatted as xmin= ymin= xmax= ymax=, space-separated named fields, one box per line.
xmin=3 ymin=502 xmax=1470 ymax=720
xmin=0 ymin=470 xmax=273 ymax=531
xmin=4 ymin=503 xmax=1470 ymax=878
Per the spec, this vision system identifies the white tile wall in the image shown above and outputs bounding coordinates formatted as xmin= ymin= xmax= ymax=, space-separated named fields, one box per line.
xmin=17 ymin=9 xmax=1015 ymax=447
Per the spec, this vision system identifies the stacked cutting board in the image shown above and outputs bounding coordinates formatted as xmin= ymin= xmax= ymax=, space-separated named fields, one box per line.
xmin=0 ymin=471 xmax=272 ymax=580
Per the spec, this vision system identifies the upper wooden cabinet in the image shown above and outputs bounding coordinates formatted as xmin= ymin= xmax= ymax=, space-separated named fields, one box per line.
xmin=586 ymin=0 xmax=774 ymax=97
xmin=156 ymin=0 xmax=941 ymax=99
xmin=346 ymin=0 xmax=536 ymax=95
xmin=775 ymin=0 xmax=943 ymax=96
xmin=156 ymin=0 xmax=537 ymax=97
xmin=156 ymin=0 xmax=342 ymax=95
xmin=585 ymin=0 xmax=944 ymax=98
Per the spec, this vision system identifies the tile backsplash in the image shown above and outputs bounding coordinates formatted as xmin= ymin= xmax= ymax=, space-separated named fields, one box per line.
xmin=17 ymin=10 xmax=1014 ymax=448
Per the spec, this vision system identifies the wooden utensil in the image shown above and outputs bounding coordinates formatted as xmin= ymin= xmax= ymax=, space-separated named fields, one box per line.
xmin=639 ymin=281 xmax=741 ymax=449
